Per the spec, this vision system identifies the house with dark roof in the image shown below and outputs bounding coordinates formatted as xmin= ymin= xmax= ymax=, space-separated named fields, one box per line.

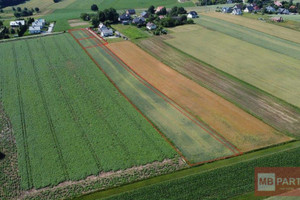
xmin=118 ymin=14 xmax=131 ymax=22
xmin=141 ymin=11 xmax=149 ymax=18
xmin=187 ymin=11 xmax=198 ymax=18
xmin=132 ymin=17 xmax=146 ymax=26
xmin=126 ymin=9 xmax=136 ymax=15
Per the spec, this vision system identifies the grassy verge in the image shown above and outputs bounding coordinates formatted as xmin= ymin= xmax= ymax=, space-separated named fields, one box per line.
xmin=75 ymin=141 xmax=300 ymax=200
xmin=111 ymin=24 xmax=150 ymax=40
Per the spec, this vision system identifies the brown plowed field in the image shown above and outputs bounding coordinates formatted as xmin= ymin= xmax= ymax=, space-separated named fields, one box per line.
xmin=108 ymin=41 xmax=292 ymax=152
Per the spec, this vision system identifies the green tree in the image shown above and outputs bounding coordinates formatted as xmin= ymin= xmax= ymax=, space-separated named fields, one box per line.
xmin=91 ymin=4 xmax=98 ymax=11
xmin=148 ymin=5 xmax=155 ymax=14
xmin=17 ymin=7 xmax=21 ymax=12
xmin=91 ymin=16 xmax=99 ymax=28
xmin=35 ymin=7 xmax=39 ymax=12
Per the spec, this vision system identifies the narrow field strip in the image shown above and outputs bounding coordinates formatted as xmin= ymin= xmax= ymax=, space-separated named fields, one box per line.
xmin=69 ymin=29 xmax=241 ymax=165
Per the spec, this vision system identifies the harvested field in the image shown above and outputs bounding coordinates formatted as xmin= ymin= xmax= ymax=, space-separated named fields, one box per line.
xmin=108 ymin=41 xmax=292 ymax=152
xmin=202 ymin=12 xmax=300 ymax=44
xmin=165 ymin=25 xmax=300 ymax=108
xmin=137 ymin=37 xmax=300 ymax=137
xmin=70 ymin=29 xmax=241 ymax=164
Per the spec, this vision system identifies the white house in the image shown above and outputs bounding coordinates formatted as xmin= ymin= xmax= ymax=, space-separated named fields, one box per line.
xmin=244 ymin=6 xmax=254 ymax=13
xmin=232 ymin=8 xmax=242 ymax=15
xmin=146 ymin=22 xmax=157 ymax=30
xmin=32 ymin=18 xmax=45 ymax=28
xmin=10 ymin=20 xmax=25 ymax=27
xmin=187 ymin=11 xmax=198 ymax=18
xmin=98 ymin=23 xmax=113 ymax=37
xmin=29 ymin=26 xmax=41 ymax=34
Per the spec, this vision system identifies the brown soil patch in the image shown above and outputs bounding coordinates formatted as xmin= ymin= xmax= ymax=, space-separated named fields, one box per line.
xmin=68 ymin=19 xmax=89 ymax=27
xmin=108 ymin=41 xmax=292 ymax=152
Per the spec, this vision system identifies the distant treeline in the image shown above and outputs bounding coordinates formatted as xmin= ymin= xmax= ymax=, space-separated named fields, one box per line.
xmin=0 ymin=0 xmax=28 ymax=9
xmin=196 ymin=0 xmax=242 ymax=6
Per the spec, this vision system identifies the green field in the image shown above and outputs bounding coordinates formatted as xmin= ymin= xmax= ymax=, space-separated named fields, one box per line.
xmin=111 ymin=24 xmax=150 ymax=40
xmin=0 ymin=34 xmax=177 ymax=189
xmin=77 ymin=141 xmax=300 ymax=200
xmin=72 ymin=29 xmax=240 ymax=164
xmin=194 ymin=16 xmax=300 ymax=60
xmin=165 ymin=25 xmax=300 ymax=108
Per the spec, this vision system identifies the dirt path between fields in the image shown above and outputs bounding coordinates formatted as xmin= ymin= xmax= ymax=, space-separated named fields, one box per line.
xmin=136 ymin=37 xmax=300 ymax=138
xmin=108 ymin=41 xmax=292 ymax=152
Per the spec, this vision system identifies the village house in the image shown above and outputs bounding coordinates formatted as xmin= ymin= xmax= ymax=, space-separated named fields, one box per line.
xmin=98 ymin=23 xmax=114 ymax=37
xmin=187 ymin=11 xmax=199 ymax=18
xmin=29 ymin=19 xmax=45 ymax=34
xmin=277 ymin=8 xmax=290 ymax=15
xmin=222 ymin=7 xmax=233 ymax=13
xmin=132 ymin=17 xmax=146 ymax=26
xmin=266 ymin=6 xmax=276 ymax=13
xmin=118 ymin=14 xmax=131 ymax=22
xmin=126 ymin=9 xmax=136 ymax=15
xmin=244 ymin=6 xmax=254 ymax=13
xmin=155 ymin=6 xmax=165 ymax=14
xmin=274 ymin=1 xmax=282 ymax=7
xmin=29 ymin=26 xmax=41 ymax=34
xmin=10 ymin=20 xmax=25 ymax=27
xmin=232 ymin=8 xmax=242 ymax=15
xmin=140 ymin=11 xmax=149 ymax=18
xmin=146 ymin=22 xmax=157 ymax=30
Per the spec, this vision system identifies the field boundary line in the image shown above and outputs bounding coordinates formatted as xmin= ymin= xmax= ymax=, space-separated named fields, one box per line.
xmin=12 ymin=44 xmax=33 ymax=189
xmin=68 ymin=29 xmax=192 ymax=166
xmin=25 ymin=40 xmax=70 ymax=180
xmin=77 ymin=141 xmax=300 ymax=200
xmin=63 ymin=33 xmax=168 ymax=160
xmin=87 ymin=28 xmax=242 ymax=156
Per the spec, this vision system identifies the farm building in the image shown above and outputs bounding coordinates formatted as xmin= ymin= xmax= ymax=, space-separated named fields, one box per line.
xmin=270 ymin=16 xmax=283 ymax=22
xmin=146 ymin=22 xmax=157 ymax=30
xmin=118 ymin=14 xmax=131 ymax=22
xmin=10 ymin=20 xmax=25 ymax=27
xmin=222 ymin=7 xmax=233 ymax=13
xmin=126 ymin=9 xmax=136 ymax=15
xmin=244 ymin=6 xmax=254 ymax=13
xmin=187 ymin=11 xmax=199 ymax=18
xmin=98 ymin=23 xmax=113 ymax=37
xmin=132 ymin=17 xmax=146 ymax=26
xmin=141 ymin=11 xmax=149 ymax=18
xmin=29 ymin=26 xmax=41 ymax=34
xmin=232 ymin=8 xmax=242 ymax=15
